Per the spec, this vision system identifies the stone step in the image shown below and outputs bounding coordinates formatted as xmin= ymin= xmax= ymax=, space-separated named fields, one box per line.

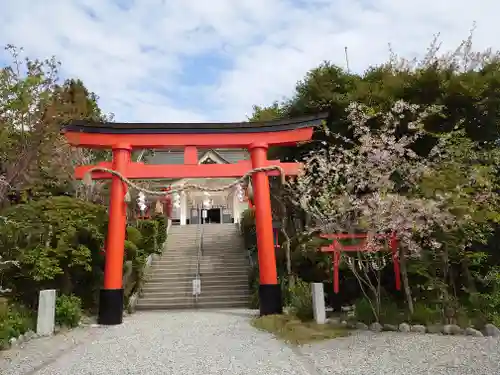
xmin=165 ymin=245 xmax=198 ymax=249
xmin=154 ymin=268 xmax=248 ymax=275
xmin=150 ymin=270 xmax=248 ymax=279
xmin=145 ymin=276 xmax=249 ymax=285
xmin=141 ymin=288 xmax=249 ymax=299
xmin=144 ymin=277 xmax=248 ymax=288
xmin=158 ymin=256 xmax=247 ymax=263
xmin=202 ymin=238 xmax=243 ymax=242
xmin=155 ymin=257 xmax=247 ymax=263
xmin=201 ymin=251 xmax=245 ymax=255
xmin=142 ymin=281 xmax=249 ymax=293
xmin=152 ymin=266 xmax=249 ymax=273
xmin=154 ymin=259 xmax=248 ymax=265
xmin=142 ymin=284 xmax=249 ymax=294
xmin=147 ymin=274 xmax=249 ymax=283
xmin=202 ymin=250 xmax=246 ymax=254
xmin=135 ymin=298 xmax=249 ymax=310
xmin=157 ymin=259 xmax=247 ymax=264
xmin=138 ymin=294 xmax=250 ymax=306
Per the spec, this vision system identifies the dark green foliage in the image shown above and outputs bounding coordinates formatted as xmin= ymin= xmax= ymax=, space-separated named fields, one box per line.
xmin=409 ymin=302 xmax=441 ymax=325
xmin=354 ymin=298 xmax=403 ymax=325
xmin=126 ymin=227 xmax=143 ymax=247
xmin=0 ymin=304 xmax=34 ymax=349
xmin=122 ymin=217 xmax=167 ymax=304
xmin=289 ymin=279 xmax=314 ymax=321
xmin=354 ymin=298 xmax=376 ymax=324
xmin=136 ymin=220 xmax=160 ymax=256
xmin=124 ymin=240 xmax=138 ymax=261
xmin=153 ymin=214 xmax=167 ymax=247
xmin=55 ymin=294 xmax=82 ymax=328
xmin=249 ymin=265 xmax=260 ymax=309
xmin=0 ymin=197 xmax=164 ymax=314
xmin=0 ymin=196 xmax=107 ymax=309
xmin=240 ymin=209 xmax=257 ymax=250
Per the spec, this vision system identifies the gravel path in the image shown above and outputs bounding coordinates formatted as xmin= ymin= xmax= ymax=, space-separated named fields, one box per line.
xmin=1 ymin=309 xmax=499 ymax=375
xmin=300 ymin=330 xmax=500 ymax=375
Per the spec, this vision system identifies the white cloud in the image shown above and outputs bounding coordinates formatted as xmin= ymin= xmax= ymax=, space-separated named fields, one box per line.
xmin=0 ymin=0 xmax=498 ymax=122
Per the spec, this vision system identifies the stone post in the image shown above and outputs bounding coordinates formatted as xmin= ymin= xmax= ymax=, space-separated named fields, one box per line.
xmin=311 ymin=283 xmax=326 ymax=324
xmin=37 ymin=289 xmax=56 ymax=336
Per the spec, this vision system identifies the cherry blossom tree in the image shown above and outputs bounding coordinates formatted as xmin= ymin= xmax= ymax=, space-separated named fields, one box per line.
xmin=287 ymin=100 xmax=457 ymax=317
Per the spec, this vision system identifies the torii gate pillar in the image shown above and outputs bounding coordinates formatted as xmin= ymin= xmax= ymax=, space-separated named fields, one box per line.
xmin=250 ymin=143 xmax=282 ymax=314
xmin=99 ymin=144 xmax=131 ymax=325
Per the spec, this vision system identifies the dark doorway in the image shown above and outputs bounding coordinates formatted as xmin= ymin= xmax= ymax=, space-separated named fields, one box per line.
xmin=206 ymin=208 xmax=221 ymax=223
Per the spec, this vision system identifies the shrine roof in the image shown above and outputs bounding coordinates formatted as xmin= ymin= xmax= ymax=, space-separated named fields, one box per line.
xmin=62 ymin=113 xmax=327 ymax=134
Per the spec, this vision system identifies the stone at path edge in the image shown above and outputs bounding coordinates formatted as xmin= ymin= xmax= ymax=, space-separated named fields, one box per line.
xmin=443 ymin=324 xmax=463 ymax=335
xmin=410 ymin=325 xmax=427 ymax=333
xmin=483 ymin=323 xmax=500 ymax=337
xmin=398 ymin=322 xmax=411 ymax=332
xmin=356 ymin=322 xmax=369 ymax=330
xmin=465 ymin=327 xmax=484 ymax=337
xmin=369 ymin=322 xmax=383 ymax=332
xmin=383 ymin=324 xmax=399 ymax=331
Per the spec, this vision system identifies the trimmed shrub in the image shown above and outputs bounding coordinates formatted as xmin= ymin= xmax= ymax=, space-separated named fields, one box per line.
xmin=410 ymin=302 xmax=441 ymax=325
xmin=55 ymin=294 xmax=82 ymax=328
xmin=126 ymin=226 xmax=143 ymax=246
xmin=354 ymin=298 xmax=376 ymax=324
xmin=153 ymin=214 xmax=167 ymax=248
xmin=124 ymin=240 xmax=138 ymax=261
xmin=136 ymin=220 xmax=160 ymax=255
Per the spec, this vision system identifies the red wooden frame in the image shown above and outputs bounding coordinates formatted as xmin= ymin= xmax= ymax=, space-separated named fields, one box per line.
xmin=75 ymin=159 xmax=301 ymax=180
xmin=64 ymin=127 xmax=313 ymax=149
xmin=62 ymin=115 xmax=321 ymax=323
xmin=320 ymin=233 xmax=401 ymax=293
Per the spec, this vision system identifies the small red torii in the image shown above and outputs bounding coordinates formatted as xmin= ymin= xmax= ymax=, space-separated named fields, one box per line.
xmin=320 ymin=233 xmax=401 ymax=293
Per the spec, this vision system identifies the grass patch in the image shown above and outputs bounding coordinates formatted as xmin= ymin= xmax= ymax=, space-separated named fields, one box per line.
xmin=251 ymin=314 xmax=349 ymax=346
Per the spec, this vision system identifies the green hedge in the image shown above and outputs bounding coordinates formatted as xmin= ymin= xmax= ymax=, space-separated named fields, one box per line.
xmin=0 ymin=196 xmax=107 ymax=310
xmin=0 ymin=197 xmax=168 ymax=322
xmin=123 ymin=214 xmax=168 ymax=303
xmin=0 ymin=303 xmax=35 ymax=350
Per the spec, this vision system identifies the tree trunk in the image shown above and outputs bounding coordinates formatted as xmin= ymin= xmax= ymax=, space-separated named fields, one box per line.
xmin=399 ymin=246 xmax=414 ymax=314
xmin=461 ymin=257 xmax=477 ymax=293
xmin=61 ymin=268 xmax=73 ymax=295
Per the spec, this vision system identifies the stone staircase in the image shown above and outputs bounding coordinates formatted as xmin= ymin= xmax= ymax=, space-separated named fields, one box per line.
xmin=136 ymin=223 xmax=250 ymax=310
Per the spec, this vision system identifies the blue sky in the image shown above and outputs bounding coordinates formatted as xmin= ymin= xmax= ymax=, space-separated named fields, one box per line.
xmin=0 ymin=0 xmax=498 ymax=122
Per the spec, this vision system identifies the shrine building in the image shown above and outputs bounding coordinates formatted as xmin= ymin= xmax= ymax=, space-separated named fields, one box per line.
xmin=145 ymin=148 xmax=250 ymax=225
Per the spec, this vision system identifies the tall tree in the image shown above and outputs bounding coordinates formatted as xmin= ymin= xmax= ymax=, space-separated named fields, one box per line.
xmin=0 ymin=46 xmax=111 ymax=205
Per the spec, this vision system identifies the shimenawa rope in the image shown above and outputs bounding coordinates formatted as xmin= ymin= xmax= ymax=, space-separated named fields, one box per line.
xmin=82 ymin=165 xmax=286 ymax=201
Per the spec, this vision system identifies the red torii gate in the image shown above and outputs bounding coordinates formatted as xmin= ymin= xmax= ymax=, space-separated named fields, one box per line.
xmin=320 ymin=233 xmax=401 ymax=294
xmin=62 ymin=115 xmax=324 ymax=325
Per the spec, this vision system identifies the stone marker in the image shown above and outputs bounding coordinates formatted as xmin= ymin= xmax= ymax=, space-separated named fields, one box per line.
xmin=311 ymin=283 xmax=326 ymax=324
xmin=36 ymin=289 xmax=56 ymax=336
